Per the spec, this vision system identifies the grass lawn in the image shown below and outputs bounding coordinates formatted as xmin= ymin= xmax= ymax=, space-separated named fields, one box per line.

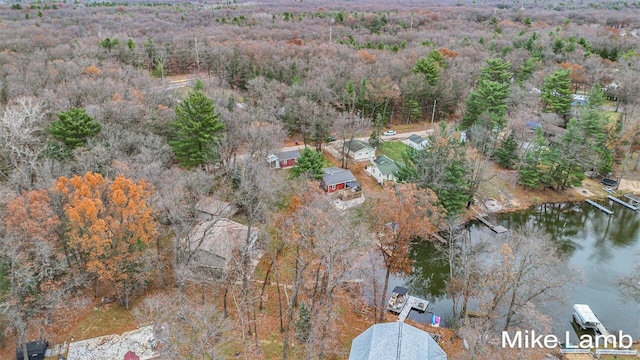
xmin=71 ymin=304 xmax=137 ymax=341
xmin=378 ymin=141 xmax=410 ymax=163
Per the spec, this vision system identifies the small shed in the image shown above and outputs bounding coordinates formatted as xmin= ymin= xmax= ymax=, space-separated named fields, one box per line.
xmin=267 ymin=149 xmax=301 ymax=169
xmin=405 ymin=134 xmax=429 ymax=150
xmin=321 ymin=167 xmax=357 ymax=193
xmin=344 ymin=140 xmax=376 ymax=162
xmin=16 ymin=340 xmax=48 ymax=360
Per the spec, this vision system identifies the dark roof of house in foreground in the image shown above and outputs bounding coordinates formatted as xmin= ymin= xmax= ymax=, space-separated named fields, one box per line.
xmin=349 ymin=322 xmax=447 ymax=360
xmin=322 ymin=167 xmax=357 ymax=186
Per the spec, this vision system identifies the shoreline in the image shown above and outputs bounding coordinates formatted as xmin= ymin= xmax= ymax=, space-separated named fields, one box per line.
xmin=471 ymin=176 xmax=640 ymax=219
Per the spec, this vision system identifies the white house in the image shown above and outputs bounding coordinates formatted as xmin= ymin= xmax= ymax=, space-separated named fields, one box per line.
xmin=366 ymin=155 xmax=399 ymax=185
xmin=349 ymin=322 xmax=447 ymax=360
xmin=344 ymin=140 xmax=376 ymax=162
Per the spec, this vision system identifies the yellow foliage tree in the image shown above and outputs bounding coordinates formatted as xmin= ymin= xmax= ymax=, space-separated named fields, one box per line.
xmin=54 ymin=172 xmax=158 ymax=309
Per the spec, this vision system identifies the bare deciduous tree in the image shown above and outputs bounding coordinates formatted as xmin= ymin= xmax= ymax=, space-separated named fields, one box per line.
xmin=476 ymin=226 xmax=578 ymax=332
xmin=134 ymin=291 xmax=230 ymax=360
xmin=0 ymin=97 xmax=48 ymax=187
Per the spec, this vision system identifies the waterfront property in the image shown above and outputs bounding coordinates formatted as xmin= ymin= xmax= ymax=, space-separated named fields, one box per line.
xmin=349 ymin=322 xmax=447 ymax=360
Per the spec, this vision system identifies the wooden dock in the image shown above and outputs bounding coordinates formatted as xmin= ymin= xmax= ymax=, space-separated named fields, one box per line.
xmin=397 ymin=296 xmax=431 ymax=322
xmin=585 ymin=199 xmax=613 ymax=215
xmin=475 ymin=214 xmax=508 ymax=234
xmin=432 ymin=233 xmax=446 ymax=244
xmin=607 ymin=195 xmax=637 ymax=210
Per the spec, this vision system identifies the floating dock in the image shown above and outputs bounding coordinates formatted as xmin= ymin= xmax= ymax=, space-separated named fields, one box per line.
xmin=475 ymin=214 xmax=508 ymax=233
xmin=585 ymin=199 xmax=613 ymax=215
xmin=397 ymin=295 xmax=432 ymax=322
xmin=624 ymin=194 xmax=640 ymax=207
xmin=607 ymin=195 xmax=637 ymax=210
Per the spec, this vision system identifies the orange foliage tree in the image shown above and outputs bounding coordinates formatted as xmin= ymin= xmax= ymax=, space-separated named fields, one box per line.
xmin=368 ymin=183 xmax=444 ymax=322
xmin=560 ymin=62 xmax=587 ymax=93
xmin=54 ymin=172 xmax=158 ymax=309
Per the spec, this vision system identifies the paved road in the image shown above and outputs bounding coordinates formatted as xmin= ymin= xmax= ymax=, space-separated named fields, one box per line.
xmin=278 ymin=129 xmax=434 ymax=153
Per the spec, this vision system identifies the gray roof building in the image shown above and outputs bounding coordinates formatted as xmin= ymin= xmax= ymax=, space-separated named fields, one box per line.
xmin=322 ymin=167 xmax=357 ymax=187
xmin=343 ymin=140 xmax=376 ymax=162
xmin=344 ymin=140 xmax=371 ymax=152
xmin=406 ymin=134 xmax=429 ymax=150
xmin=182 ymin=219 xmax=258 ymax=272
xmin=349 ymin=322 xmax=447 ymax=360
xmin=275 ymin=149 xmax=301 ymax=160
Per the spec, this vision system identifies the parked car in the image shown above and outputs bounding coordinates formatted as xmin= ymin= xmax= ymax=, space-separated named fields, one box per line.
xmin=383 ymin=130 xmax=397 ymax=136
xmin=325 ymin=135 xmax=336 ymax=142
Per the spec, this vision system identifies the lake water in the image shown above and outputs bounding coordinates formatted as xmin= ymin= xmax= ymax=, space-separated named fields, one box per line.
xmin=395 ymin=200 xmax=640 ymax=340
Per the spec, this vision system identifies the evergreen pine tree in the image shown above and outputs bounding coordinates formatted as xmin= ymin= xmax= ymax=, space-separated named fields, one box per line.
xmin=291 ymin=147 xmax=324 ymax=180
xmin=518 ymin=152 xmax=541 ymax=189
xmin=495 ymin=131 xmax=518 ymax=169
xmin=438 ymin=160 xmax=472 ymax=217
xmin=517 ymin=128 xmax=545 ymax=188
xmin=398 ymin=122 xmax=472 ymax=217
xmin=295 ymin=301 xmax=311 ymax=343
xmin=516 ymin=58 xmax=536 ymax=83
xmin=586 ymin=85 xmax=605 ymax=107
xmin=461 ymin=58 xmax=512 ymax=129
xmin=413 ymin=56 xmax=440 ymax=86
xmin=541 ymin=69 xmax=572 ymax=117
xmin=169 ymin=91 xmax=225 ymax=169
xmin=47 ymin=107 xmax=102 ymax=149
